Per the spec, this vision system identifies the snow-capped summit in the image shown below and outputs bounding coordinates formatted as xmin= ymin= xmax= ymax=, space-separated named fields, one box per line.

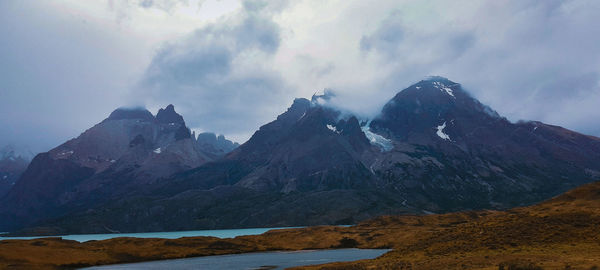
xmin=370 ymin=76 xmax=503 ymax=144
xmin=414 ymin=76 xmax=463 ymax=98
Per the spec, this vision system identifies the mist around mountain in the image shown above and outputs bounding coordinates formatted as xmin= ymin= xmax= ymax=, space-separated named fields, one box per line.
xmin=0 ymin=145 xmax=34 ymax=198
xmin=2 ymin=77 xmax=600 ymax=235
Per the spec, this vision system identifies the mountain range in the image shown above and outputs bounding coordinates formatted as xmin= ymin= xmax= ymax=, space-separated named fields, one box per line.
xmin=2 ymin=77 xmax=599 ymax=234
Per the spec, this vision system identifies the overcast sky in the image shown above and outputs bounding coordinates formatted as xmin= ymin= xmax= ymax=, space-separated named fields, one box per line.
xmin=1 ymin=0 xmax=600 ymax=153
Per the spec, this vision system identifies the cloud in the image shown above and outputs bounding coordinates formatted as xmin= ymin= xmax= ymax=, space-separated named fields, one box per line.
xmin=137 ymin=0 xmax=188 ymax=11
xmin=0 ymin=1 xmax=150 ymax=153
xmin=136 ymin=1 xmax=292 ymax=142
xmin=108 ymin=0 xmax=199 ymax=21
xmin=312 ymin=0 xmax=600 ymax=137
xmin=359 ymin=11 xmax=405 ymax=54
xmin=2 ymin=0 xmax=600 ymax=153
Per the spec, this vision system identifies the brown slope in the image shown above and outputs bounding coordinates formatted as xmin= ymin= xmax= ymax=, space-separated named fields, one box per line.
xmin=295 ymin=181 xmax=600 ymax=270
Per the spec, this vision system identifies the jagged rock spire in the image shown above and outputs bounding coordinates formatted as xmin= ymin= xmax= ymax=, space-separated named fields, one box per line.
xmin=156 ymin=104 xmax=185 ymax=124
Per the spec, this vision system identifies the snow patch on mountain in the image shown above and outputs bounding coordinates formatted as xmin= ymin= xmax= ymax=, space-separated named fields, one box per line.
xmin=432 ymin=82 xmax=455 ymax=98
xmin=57 ymin=150 xmax=74 ymax=158
xmin=326 ymin=124 xmax=341 ymax=134
xmin=436 ymin=122 xmax=451 ymax=141
xmin=361 ymin=126 xmax=393 ymax=151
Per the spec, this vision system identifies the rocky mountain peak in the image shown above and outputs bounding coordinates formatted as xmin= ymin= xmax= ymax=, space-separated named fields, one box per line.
xmin=405 ymin=76 xmax=464 ymax=100
xmin=370 ymin=76 xmax=505 ymax=143
xmin=275 ymin=98 xmax=311 ymax=124
xmin=156 ymin=104 xmax=185 ymax=124
xmin=407 ymin=77 xmax=500 ymax=117
xmin=106 ymin=107 xmax=154 ymax=121
xmin=195 ymin=132 xmax=239 ymax=157
xmin=423 ymin=75 xmax=456 ymax=84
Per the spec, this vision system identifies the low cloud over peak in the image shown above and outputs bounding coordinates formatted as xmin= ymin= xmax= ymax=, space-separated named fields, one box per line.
xmin=134 ymin=1 xmax=291 ymax=143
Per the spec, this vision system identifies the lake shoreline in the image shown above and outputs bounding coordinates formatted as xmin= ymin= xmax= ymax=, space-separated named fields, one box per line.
xmin=0 ymin=225 xmax=389 ymax=270
xmin=0 ymin=226 xmax=307 ymax=242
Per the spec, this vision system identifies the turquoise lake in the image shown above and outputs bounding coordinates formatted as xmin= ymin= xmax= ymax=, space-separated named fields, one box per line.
xmin=0 ymin=227 xmax=303 ymax=242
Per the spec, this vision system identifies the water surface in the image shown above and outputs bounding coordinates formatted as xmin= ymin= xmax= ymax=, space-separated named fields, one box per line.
xmin=82 ymin=248 xmax=390 ymax=270
xmin=0 ymin=227 xmax=302 ymax=242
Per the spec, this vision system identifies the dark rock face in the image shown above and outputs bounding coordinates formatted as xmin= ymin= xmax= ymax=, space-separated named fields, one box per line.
xmin=156 ymin=104 xmax=185 ymax=124
xmin=1 ymin=153 xmax=95 ymax=229
xmin=4 ymin=77 xmax=600 ymax=234
xmin=230 ymin=104 xmax=374 ymax=192
xmin=169 ymin=96 xmax=375 ymax=194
